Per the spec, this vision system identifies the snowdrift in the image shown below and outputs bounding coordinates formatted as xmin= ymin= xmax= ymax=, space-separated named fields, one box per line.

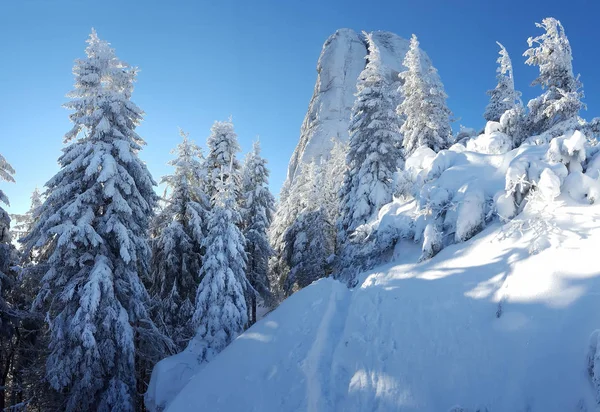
xmin=155 ymin=200 xmax=600 ymax=411
xmin=149 ymin=127 xmax=600 ymax=411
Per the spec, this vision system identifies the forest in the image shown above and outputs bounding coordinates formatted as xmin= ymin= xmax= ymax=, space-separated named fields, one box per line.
xmin=1 ymin=16 xmax=600 ymax=412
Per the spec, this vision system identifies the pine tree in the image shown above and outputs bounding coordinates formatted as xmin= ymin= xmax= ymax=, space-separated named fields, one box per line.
xmin=484 ymin=42 xmax=522 ymax=122
xmin=322 ymin=138 xmax=348 ymax=236
xmin=10 ymin=188 xmax=42 ymax=251
xmin=338 ymin=32 xmax=403 ymax=240
xmin=22 ymin=30 xmax=160 ymax=411
xmin=281 ymin=162 xmax=333 ymax=295
xmin=241 ymin=141 xmax=275 ymax=323
xmin=192 ymin=170 xmax=248 ymax=363
xmin=269 ymin=179 xmax=306 ymax=302
xmin=205 ymin=119 xmax=242 ymax=201
xmin=524 ymin=18 xmax=583 ymax=136
xmin=150 ymin=130 xmax=207 ymax=351
xmin=0 ymin=153 xmax=18 ymax=410
xmin=399 ymin=34 xmax=453 ymax=156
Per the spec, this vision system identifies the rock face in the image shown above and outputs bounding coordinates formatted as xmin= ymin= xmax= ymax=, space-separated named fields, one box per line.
xmin=285 ymin=29 xmax=425 ymax=186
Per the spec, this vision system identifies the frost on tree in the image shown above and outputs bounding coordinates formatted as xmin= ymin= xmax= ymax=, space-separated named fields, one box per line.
xmin=204 ymin=119 xmax=242 ymax=201
xmin=484 ymin=42 xmax=522 ymax=123
xmin=150 ymin=130 xmax=208 ymax=351
xmin=269 ymin=178 xmax=306 ymax=301
xmin=22 ymin=30 xmax=160 ymax=412
xmin=10 ymin=188 xmax=42 ymax=249
xmin=399 ymin=34 xmax=453 ymax=157
xmin=241 ymin=141 xmax=275 ymax=322
xmin=338 ymin=32 xmax=403 ymax=240
xmin=192 ymin=171 xmax=248 ymax=363
xmin=281 ymin=163 xmax=333 ymax=295
xmin=0 ymin=152 xmax=18 ymax=405
xmin=524 ymin=18 xmax=583 ymax=137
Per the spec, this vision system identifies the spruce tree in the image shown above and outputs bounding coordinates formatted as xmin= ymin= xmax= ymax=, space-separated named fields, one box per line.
xmin=241 ymin=141 xmax=275 ymax=323
xmin=398 ymin=34 xmax=453 ymax=156
xmin=0 ymin=153 xmax=18 ymax=410
xmin=192 ymin=170 xmax=248 ymax=363
xmin=524 ymin=18 xmax=583 ymax=136
xmin=205 ymin=119 xmax=242 ymax=201
xmin=338 ymin=32 xmax=403 ymax=239
xmin=282 ymin=163 xmax=332 ymax=294
xmin=150 ymin=130 xmax=207 ymax=351
xmin=23 ymin=30 xmax=159 ymax=411
xmin=484 ymin=42 xmax=522 ymax=122
xmin=10 ymin=188 xmax=42 ymax=249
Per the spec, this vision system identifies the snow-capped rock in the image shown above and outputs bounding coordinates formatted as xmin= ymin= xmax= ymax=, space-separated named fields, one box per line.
xmin=285 ymin=29 xmax=426 ymax=185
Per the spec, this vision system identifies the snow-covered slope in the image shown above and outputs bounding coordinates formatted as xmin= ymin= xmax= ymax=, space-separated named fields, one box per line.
xmin=286 ymin=29 xmax=419 ymax=184
xmin=163 ymin=198 xmax=600 ymax=411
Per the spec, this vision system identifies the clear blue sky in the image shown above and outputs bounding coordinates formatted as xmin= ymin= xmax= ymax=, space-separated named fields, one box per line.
xmin=1 ymin=0 xmax=599 ymax=214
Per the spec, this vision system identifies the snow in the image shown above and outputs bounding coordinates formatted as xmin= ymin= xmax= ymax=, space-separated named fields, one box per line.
xmin=162 ymin=199 xmax=600 ymax=411
xmin=149 ymin=125 xmax=600 ymax=411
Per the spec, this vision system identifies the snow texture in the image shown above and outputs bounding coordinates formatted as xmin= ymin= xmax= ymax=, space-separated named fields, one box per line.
xmin=163 ymin=199 xmax=600 ymax=412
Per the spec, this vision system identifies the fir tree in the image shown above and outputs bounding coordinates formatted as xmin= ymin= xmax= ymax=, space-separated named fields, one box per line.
xmin=22 ymin=30 xmax=161 ymax=411
xmin=205 ymin=119 xmax=242 ymax=201
xmin=241 ymin=141 xmax=275 ymax=323
xmin=282 ymin=163 xmax=332 ymax=294
xmin=484 ymin=42 xmax=522 ymax=122
xmin=10 ymin=188 xmax=42 ymax=251
xmin=0 ymin=153 xmax=18 ymax=410
xmin=524 ymin=18 xmax=583 ymax=136
xmin=322 ymin=138 xmax=348 ymax=237
xmin=398 ymin=34 xmax=453 ymax=156
xmin=150 ymin=130 xmax=207 ymax=351
xmin=338 ymin=32 xmax=403 ymax=240
xmin=192 ymin=170 xmax=248 ymax=363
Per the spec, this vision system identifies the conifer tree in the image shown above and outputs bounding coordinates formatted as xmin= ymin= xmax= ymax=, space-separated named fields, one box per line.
xmin=192 ymin=170 xmax=248 ymax=363
xmin=204 ymin=119 xmax=242 ymax=201
xmin=524 ymin=18 xmax=583 ymax=136
xmin=150 ymin=130 xmax=207 ymax=351
xmin=22 ymin=30 xmax=160 ymax=411
xmin=0 ymin=153 xmax=18 ymax=410
xmin=484 ymin=42 xmax=522 ymax=122
xmin=338 ymin=32 xmax=403 ymax=240
xmin=398 ymin=34 xmax=453 ymax=156
xmin=282 ymin=163 xmax=332 ymax=294
xmin=10 ymin=188 xmax=42 ymax=251
xmin=241 ymin=141 xmax=275 ymax=323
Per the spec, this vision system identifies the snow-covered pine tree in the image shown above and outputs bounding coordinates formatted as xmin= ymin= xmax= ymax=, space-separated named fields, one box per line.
xmin=322 ymin=138 xmax=348 ymax=239
xmin=241 ymin=141 xmax=275 ymax=323
xmin=204 ymin=119 xmax=242 ymax=201
xmin=0 ymin=153 xmax=15 ymax=249
xmin=484 ymin=42 xmax=522 ymax=122
xmin=281 ymin=162 xmax=333 ymax=295
xmin=269 ymin=178 xmax=305 ymax=302
xmin=524 ymin=18 xmax=583 ymax=136
xmin=10 ymin=188 xmax=42 ymax=251
xmin=150 ymin=130 xmax=208 ymax=351
xmin=0 ymin=153 xmax=18 ymax=410
xmin=192 ymin=169 xmax=248 ymax=363
xmin=399 ymin=34 xmax=453 ymax=157
xmin=338 ymin=32 xmax=403 ymax=240
xmin=22 ymin=30 xmax=161 ymax=411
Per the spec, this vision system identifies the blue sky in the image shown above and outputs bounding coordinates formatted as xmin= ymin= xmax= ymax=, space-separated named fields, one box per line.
xmin=1 ymin=0 xmax=599 ymax=214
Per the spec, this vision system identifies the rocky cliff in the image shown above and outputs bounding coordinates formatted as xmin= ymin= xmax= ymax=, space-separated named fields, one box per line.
xmin=285 ymin=29 xmax=426 ymax=186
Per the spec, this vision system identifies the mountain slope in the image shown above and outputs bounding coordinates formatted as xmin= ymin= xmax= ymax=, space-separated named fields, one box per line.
xmin=165 ymin=200 xmax=600 ymax=411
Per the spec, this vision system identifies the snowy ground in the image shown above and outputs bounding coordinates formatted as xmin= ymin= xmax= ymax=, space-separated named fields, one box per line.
xmin=159 ymin=198 xmax=600 ymax=412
